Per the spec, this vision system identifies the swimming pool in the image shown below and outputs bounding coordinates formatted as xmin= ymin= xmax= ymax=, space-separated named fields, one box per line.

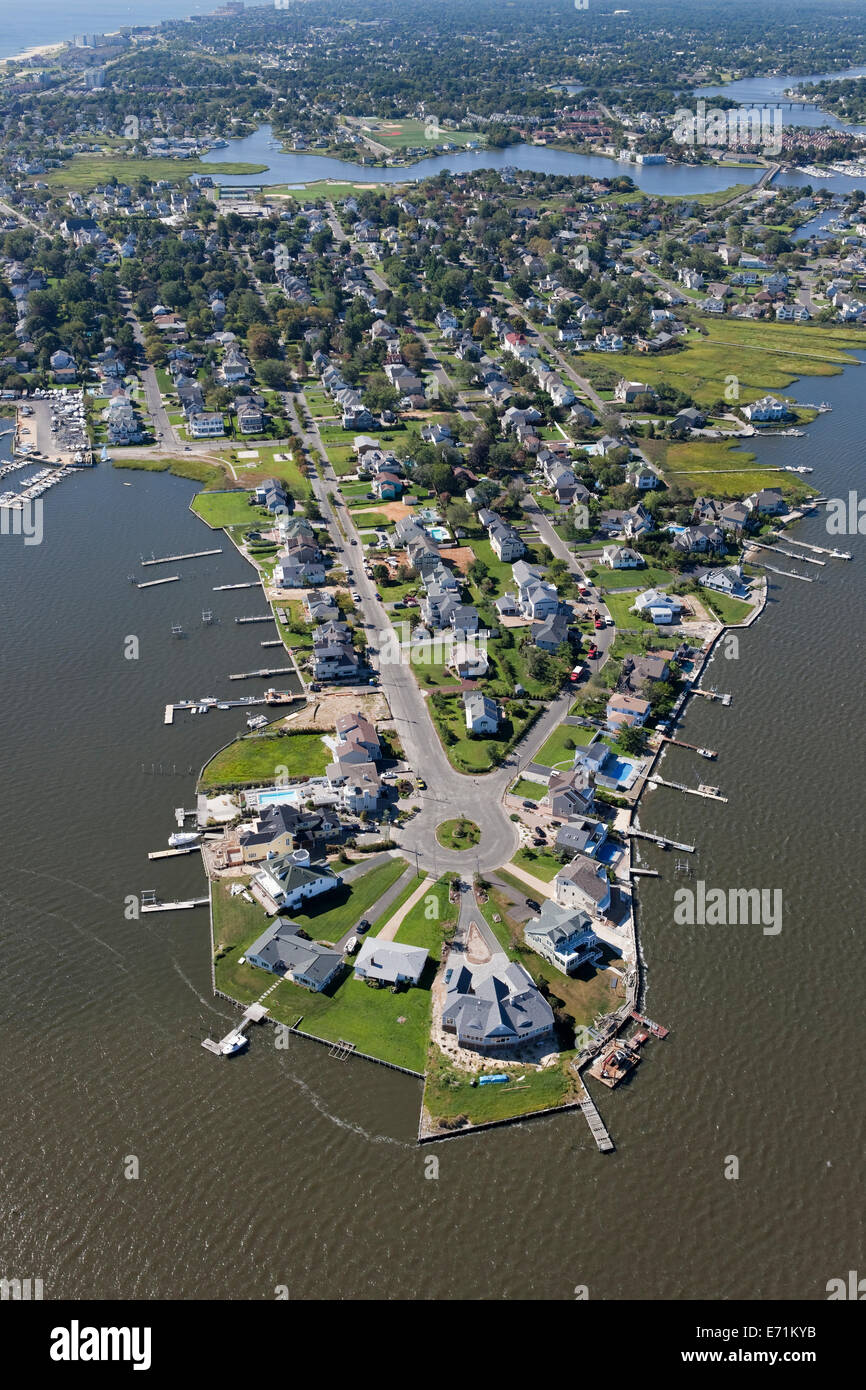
xmin=428 ymin=526 xmax=451 ymax=542
xmin=254 ymin=787 xmax=301 ymax=807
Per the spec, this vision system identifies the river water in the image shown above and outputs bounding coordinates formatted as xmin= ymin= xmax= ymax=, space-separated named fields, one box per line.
xmin=1 ymin=337 xmax=863 ymax=1300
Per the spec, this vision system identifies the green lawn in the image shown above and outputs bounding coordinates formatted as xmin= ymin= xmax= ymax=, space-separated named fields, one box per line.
xmin=700 ymin=588 xmax=755 ymax=624
xmin=598 ymin=564 xmax=678 ymax=590
xmin=533 ymin=722 xmax=596 ymax=769
xmin=192 ymin=489 xmax=259 ymax=529
xmin=423 ymin=1052 xmax=574 ymax=1128
xmin=211 ymin=869 xmax=432 ymax=1071
xmin=436 ymin=819 xmax=481 ymax=850
xmin=199 ymin=732 xmax=329 ymax=791
xmin=510 ymin=847 xmax=563 ymax=883
xmin=43 ymin=154 xmax=268 ymax=192
xmin=510 ymin=778 xmax=549 ymax=801
xmin=291 ymin=857 xmax=410 ymax=941
xmin=395 ymin=877 xmax=457 ymax=955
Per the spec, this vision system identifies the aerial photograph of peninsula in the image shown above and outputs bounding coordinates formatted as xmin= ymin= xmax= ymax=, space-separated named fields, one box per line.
xmin=1 ymin=0 xmax=863 ymax=1361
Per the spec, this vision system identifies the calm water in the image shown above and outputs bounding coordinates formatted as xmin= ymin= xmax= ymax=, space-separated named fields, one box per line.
xmin=0 ymin=342 xmax=864 ymax=1300
xmin=697 ymin=67 xmax=866 ymax=134
xmin=0 ymin=0 xmax=215 ymax=58
xmin=202 ymin=124 xmax=766 ymax=195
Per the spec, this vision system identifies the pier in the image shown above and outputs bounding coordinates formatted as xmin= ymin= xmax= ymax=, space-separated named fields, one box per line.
xmin=626 ymin=828 xmax=695 ymax=852
xmin=141 ymin=549 xmax=222 ymax=566
xmin=630 ymin=1011 xmax=669 ymax=1039
xmin=630 ymin=867 xmax=661 ymax=877
xmin=771 ymin=533 xmax=850 ymax=559
xmin=213 ymin=582 xmax=259 ymax=591
xmin=760 ymin=562 xmax=815 ymax=582
xmin=228 ymin=667 xmax=294 ymax=681
xmin=648 ymin=776 xmax=728 ymax=803
xmin=235 ymin=614 xmax=274 ymax=624
xmin=260 ymin=639 xmax=284 ymax=648
xmin=140 ymin=892 xmax=210 ymax=913
xmin=136 ymin=575 xmax=181 ymax=588
xmin=577 ymin=1087 xmax=615 ymax=1153
xmin=663 ymin=737 xmax=717 ymax=757
xmin=693 ymin=688 xmax=732 ymax=705
xmin=747 ymin=539 xmax=824 ymax=566
xmin=202 ymin=1002 xmax=269 ymax=1057
xmin=147 ymin=846 xmax=201 ymax=860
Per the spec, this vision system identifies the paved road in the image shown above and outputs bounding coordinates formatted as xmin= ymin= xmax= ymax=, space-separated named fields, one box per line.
xmin=120 ymin=290 xmax=179 ymax=447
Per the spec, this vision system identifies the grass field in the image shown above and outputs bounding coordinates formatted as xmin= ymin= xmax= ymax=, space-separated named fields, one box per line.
xmin=533 ymin=722 xmax=596 ymax=768
xmin=641 ymin=437 xmax=811 ymax=499
xmin=394 ymin=877 xmax=457 ymax=956
xmin=510 ymin=778 xmax=549 ymax=801
xmin=112 ymin=456 xmax=226 ymax=485
xmin=43 ymin=155 xmax=268 ymax=192
xmin=199 ymin=732 xmax=328 ymax=790
xmin=211 ymin=875 xmax=432 ymax=1071
xmin=291 ymin=858 xmax=409 ymax=941
xmin=423 ymin=1050 xmax=575 ymax=1128
xmin=700 ymin=588 xmax=755 ymax=624
xmin=597 ymin=564 xmax=678 ymax=590
xmin=355 ymin=117 xmax=485 ymax=151
xmin=435 ymin=818 xmax=481 ymax=850
xmin=191 ymin=489 xmax=259 ymax=528
xmin=578 ymin=319 xmax=866 ymax=413
xmin=510 ymin=847 xmax=563 ymax=882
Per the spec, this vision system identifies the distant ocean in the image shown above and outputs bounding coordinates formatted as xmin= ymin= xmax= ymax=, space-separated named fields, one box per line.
xmin=0 ymin=0 xmax=261 ymax=60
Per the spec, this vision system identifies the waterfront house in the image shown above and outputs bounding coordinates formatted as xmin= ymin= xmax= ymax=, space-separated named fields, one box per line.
xmin=702 ymin=565 xmax=750 ymax=599
xmin=554 ymin=816 xmax=609 ymax=859
xmin=523 ymin=900 xmax=603 ymax=975
xmin=545 ymin=768 xmax=595 ymax=819
xmin=245 ymin=918 xmax=343 ymax=990
xmin=250 ymin=851 xmax=342 ymax=915
xmin=189 ymin=411 xmax=225 ymax=439
xmin=354 ymin=938 xmax=428 ymax=987
xmin=441 ymin=951 xmax=554 ymax=1051
xmin=553 ymin=855 xmax=612 ymax=916
xmin=605 ymin=692 xmax=651 ymax=732
xmin=747 ymin=487 xmax=787 ymax=516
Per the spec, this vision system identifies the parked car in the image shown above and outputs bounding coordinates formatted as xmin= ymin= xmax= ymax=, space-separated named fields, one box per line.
xmin=356 ymin=919 xmax=372 ymax=935
xmin=525 ymin=898 xmax=541 ymax=912
xmin=522 ymin=800 xmax=536 ymax=809
xmin=415 ymin=777 xmax=426 ymax=790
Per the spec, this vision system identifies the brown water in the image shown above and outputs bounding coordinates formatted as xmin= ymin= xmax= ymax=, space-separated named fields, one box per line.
xmin=0 ymin=368 xmax=863 ymax=1300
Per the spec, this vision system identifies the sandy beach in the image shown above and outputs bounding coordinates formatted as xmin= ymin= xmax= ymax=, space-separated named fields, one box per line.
xmin=2 ymin=42 xmax=66 ymax=65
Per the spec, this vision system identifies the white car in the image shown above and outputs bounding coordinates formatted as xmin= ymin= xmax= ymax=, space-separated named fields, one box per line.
xmin=351 ymin=591 xmax=361 ymax=603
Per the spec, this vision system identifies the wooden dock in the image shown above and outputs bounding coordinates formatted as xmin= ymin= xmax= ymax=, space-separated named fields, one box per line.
xmin=693 ymin=688 xmax=732 ymax=705
xmin=771 ymin=533 xmax=850 ymax=559
xmin=630 ymin=1010 xmax=669 ymax=1039
xmin=578 ymin=1087 xmax=615 ymax=1153
xmin=630 ymin=867 xmax=660 ymax=877
xmin=228 ymin=667 xmax=293 ymax=681
xmin=260 ymin=640 xmax=284 ymax=648
xmin=213 ymin=581 xmax=259 ymax=591
xmin=202 ymin=1003 xmax=269 ymax=1056
xmin=664 ymin=737 xmax=717 ymax=758
xmin=141 ymin=549 xmax=222 ymax=566
xmin=147 ymin=845 xmax=201 ymax=860
xmin=761 ymin=562 xmax=815 ymax=582
xmin=140 ymin=895 xmax=209 ymax=913
xmin=235 ymin=615 xmax=274 ymax=624
xmin=164 ymin=705 xmax=174 ymax=725
xmin=747 ymin=539 xmax=824 ymax=566
xmin=136 ymin=575 xmax=180 ymax=588
xmin=648 ymin=776 xmax=728 ymax=803
xmin=626 ymin=828 xmax=695 ymax=853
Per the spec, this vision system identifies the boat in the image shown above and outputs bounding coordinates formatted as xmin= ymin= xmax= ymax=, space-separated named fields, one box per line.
xmin=697 ymin=748 xmax=716 ymax=759
xmin=220 ymin=1031 xmax=249 ymax=1056
xmin=168 ymin=832 xmax=201 ymax=848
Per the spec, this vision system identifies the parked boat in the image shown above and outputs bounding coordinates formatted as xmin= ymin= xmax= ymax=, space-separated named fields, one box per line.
xmin=168 ymin=832 xmax=201 ymax=848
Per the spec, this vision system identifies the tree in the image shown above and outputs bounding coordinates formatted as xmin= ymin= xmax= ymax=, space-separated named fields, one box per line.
xmin=246 ymin=324 xmax=280 ymax=361
xmin=619 ymin=726 xmax=647 ymax=755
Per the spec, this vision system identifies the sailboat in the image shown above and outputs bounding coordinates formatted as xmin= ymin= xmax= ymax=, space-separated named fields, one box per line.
xmin=100 ymin=444 xmax=111 ymax=463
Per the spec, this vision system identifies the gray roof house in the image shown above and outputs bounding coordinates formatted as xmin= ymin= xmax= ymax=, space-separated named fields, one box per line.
xmin=354 ymin=937 xmax=428 ymax=986
xmin=441 ymin=951 xmax=554 ymax=1050
xmin=245 ymin=918 xmax=343 ymax=991
xmin=464 ymin=691 xmax=500 ymax=734
xmin=554 ymin=816 xmax=609 ymax=859
xmin=524 ymin=900 xmax=603 ymax=975
xmin=533 ymin=612 xmax=570 ymax=652
xmin=554 ymin=855 xmax=612 ymax=916
xmin=250 ymin=852 xmax=342 ymax=914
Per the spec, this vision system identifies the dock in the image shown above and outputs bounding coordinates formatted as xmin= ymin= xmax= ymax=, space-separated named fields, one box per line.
xmin=164 ymin=705 xmax=174 ymax=725
xmin=228 ymin=667 xmax=294 ymax=681
xmin=663 ymin=737 xmax=717 ymax=757
xmin=141 ymin=549 xmax=222 ymax=566
xmin=202 ymin=1002 xmax=269 ymax=1056
xmin=648 ymin=776 xmax=728 ymax=803
xmin=626 ymin=828 xmax=695 ymax=853
xmin=772 ymin=533 xmax=850 ymax=559
xmin=578 ymin=1087 xmax=615 ymax=1153
xmin=260 ymin=639 xmax=284 ymax=648
xmin=140 ymin=895 xmax=209 ymax=913
xmin=760 ymin=562 xmax=815 ymax=582
xmin=630 ymin=867 xmax=661 ymax=877
xmin=213 ymin=582 xmax=259 ymax=590
xmin=235 ymin=615 xmax=274 ymax=624
xmin=693 ymin=688 xmax=732 ymax=705
xmin=147 ymin=845 xmax=201 ymax=860
xmin=630 ymin=1011 xmax=669 ymax=1039
xmin=747 ymin=539 xmax=824 ymax=566
xmin=136 ymin=575 xmax=181 ymax=588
